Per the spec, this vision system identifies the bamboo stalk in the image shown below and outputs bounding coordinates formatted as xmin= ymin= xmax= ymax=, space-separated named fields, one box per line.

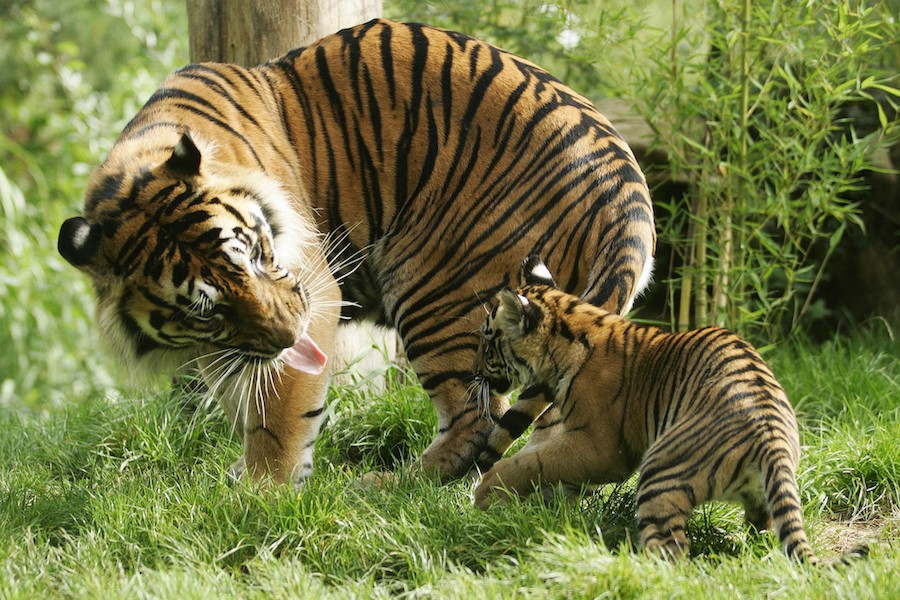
xmin=715 ymin=216 xmax=732 ymax=327
xmin=729 ymin=0 xmax=752 ymax=327
xmin=695 ymin=191 xmax=709 ymax=328
xmin=678 ymin=189 xmax=697 ymax=333
xmin=677 ymin=260 xmax=692 ymax=332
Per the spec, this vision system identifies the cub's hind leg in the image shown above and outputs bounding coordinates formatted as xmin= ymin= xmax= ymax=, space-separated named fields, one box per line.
xmin=742 ymin=491 xmax=772 ymax=535
xmin=634 ymin=428 xmax=709 ymax=558
xmin=635 ymin=486 xmax=694 ymax=558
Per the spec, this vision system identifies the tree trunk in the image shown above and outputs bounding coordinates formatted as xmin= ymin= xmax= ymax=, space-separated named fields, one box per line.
xmin=187 ymin=0 xmax=383 ymax=66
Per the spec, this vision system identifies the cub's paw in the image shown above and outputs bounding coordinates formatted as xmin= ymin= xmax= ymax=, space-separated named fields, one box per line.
xmin=474 ymin=468 xmax=520 ymax=509
xmin=474 ymin=446 xmax=503 ymax=476
xmin=641 ymin=534 xmax=690 ymax=560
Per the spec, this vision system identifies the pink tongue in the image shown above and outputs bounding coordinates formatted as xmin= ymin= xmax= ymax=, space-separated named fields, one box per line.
xmin=280 ymin=332 xmax=328 ymax=375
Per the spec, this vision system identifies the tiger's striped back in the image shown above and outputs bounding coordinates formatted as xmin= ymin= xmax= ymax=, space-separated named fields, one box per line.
xmin=474 ymin=258 xmax=817 ymax=561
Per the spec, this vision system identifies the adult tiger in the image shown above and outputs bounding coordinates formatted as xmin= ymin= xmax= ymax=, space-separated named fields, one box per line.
xmin=57 ymin=19 xmax=655 ymax=487
xmin=473 ymin=258 xmax=833 ymax=561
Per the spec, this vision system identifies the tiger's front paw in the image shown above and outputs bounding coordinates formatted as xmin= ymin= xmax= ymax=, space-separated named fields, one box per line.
xmin=226 ymin=455 xmax=310 ymax=493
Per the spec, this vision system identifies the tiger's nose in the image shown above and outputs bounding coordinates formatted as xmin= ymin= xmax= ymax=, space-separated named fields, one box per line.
xmin=266 ymin=326 xmax=297 ymax=350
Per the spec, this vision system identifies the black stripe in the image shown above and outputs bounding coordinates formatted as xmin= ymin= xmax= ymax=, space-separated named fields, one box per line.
xmin=497 ymin=408 xmax=536 ymax=439
xmin=314 ymin=45 xmax=355 ymax=172
xmin=380 ymin=23 xmax=396 ymax=108
xmin=301 ymin=407 xmax=325 ymax=419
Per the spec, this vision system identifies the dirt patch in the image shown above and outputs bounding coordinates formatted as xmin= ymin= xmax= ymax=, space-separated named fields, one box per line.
xmin=818 ymin=509 xmax=899 ymax=556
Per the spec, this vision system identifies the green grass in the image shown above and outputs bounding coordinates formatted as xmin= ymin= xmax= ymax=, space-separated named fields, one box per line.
xmin=1 ymin=327 xmax=899 ymax=599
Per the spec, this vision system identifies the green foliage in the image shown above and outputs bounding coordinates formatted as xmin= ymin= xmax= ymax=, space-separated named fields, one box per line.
xmin=4 ymin=0 xmax=896 ymax=411
xmin=386 ymin=0 xmax=628 ymax=100
xmin=776 ymin=324 xmax=900 ymax=521
xmin=624 ymin=0 xmax=900 ymax=340
xmin=319 ymin=364 xmax=434 ymax=470
xmin=0 ymin=0 xmax=189 ymax=410
xmin=387 ymin=1 xmax=900 ymax=341
xmin=1 ymin=326 xmax=898 ymax=598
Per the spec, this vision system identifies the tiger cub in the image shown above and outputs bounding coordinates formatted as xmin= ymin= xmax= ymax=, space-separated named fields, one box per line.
xmin=473 ymin=257 xmax=817 ymax=561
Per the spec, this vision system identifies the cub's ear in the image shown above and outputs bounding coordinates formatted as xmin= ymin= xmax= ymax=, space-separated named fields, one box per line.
xmin=520 ymin=255 xmax=558 ymax=288
xmin=165 ymin=131 xmax=202 ymax=176
xmin=497 ymin=289 xmax=542 ymax=337
xmin=58 ymin=216 xmax=99 ymax=267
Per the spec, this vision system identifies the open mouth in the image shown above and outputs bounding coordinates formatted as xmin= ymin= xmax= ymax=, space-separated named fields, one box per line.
xmin=278 ymin=332 xmax=328 ymax=375
xmin=234 ymin=333 xmax=328 ymax=376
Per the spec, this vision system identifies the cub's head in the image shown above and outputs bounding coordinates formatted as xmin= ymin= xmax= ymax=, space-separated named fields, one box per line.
xmin=473 ymin=256 xmax=565 ymax=395
xmin=58 ymin=129 xmax=328 ymax=381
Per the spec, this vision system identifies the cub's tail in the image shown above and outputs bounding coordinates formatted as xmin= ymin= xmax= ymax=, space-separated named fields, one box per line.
xmin=764 ymin=453 xmax=818 ymax=563
xmin=766 ymin=454 xmax=870 ymax=566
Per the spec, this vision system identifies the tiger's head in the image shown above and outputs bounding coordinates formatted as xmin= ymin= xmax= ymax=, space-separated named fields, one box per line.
xmin=473 ymin=256 xmax=566 ymax=396
xmin=58 ymin=129 xmax=330 ymax=382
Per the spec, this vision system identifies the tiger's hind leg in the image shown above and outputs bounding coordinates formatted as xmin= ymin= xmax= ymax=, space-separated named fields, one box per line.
xmin=417 ymin=374 xmax=509 ymax=481
xmin=394 ymin=293 xmax=511 ymax=481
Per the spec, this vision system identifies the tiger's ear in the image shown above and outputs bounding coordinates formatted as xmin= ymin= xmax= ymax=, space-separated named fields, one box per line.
xmin=497 ymin=289 xmax=542 ymax=337
xmin=166 ymin=132 xmax=202 ymax=176
xmin=58 ymin=216 xmax=99 ymax=268
xmin=520 ymin=256 xmax=558 ymax=288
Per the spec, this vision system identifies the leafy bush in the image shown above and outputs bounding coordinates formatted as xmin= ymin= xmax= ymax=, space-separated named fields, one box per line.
xmin=621 ymin=0 xmax=900 ymax=340
xmin=0 ymin=1 xmax=188 ymax=410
